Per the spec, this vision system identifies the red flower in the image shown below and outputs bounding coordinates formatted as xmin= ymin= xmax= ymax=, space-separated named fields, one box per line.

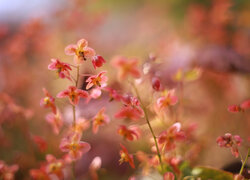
xmin=86 ymin=71 xmax=108 ymax=90
xmin=111 ymin=56 xmax=140 ymax=80
xmin=30 ymin=166 xmax=50 ymax=180
xmin=228 ymin=105 xmax=242 ymax=113
xmin=46 ymin=111 xmax=63 ymax=135
xmin=45 ymin=154 xmax=64 ymax=179
xmin=92 ymin=55 xmax=106 ymax=69
xmin=57 ymin=86 xmax=88 ymax=105
xmin=92 ymin=108 xmax=110 ymax=134
xmin=32 ymin=135 xmax=48 ymax=152
xmin=0 ymin=161 xmax=19 ymax=180
xmin=117 ymin=125 xmax=141 ymax=141
xmin=216 ymin=133 xmax=242 ymax=158
xmin=60 ymin=133 xmax=91 ymax=160
xmin=104 ymin=87 xmax=123 ymax=101
xmin=152 ymin=77 xmax=161 ymax=91
xmin=121 ymin=94 xmax=140 ymax=107
xmin=240 ymin=99 xmax=250 ymax=110
xmin=48 ymin=58 xmax=72 ymax=80
xmin=163 ymin=172 xmax=175 ymax=180
xmin=65 ymin=38 xmax=95 ymax=64
xmin=157 ymin=90 xmax=178 ymax=109
xmin=115 ymin=106 xmax=144 ymax=121
xmin=158 ymin=122 xmax=186 ymax=151
xmin=40 ymin=88 xmax=57 ymax=114
xmin=119 ymin=144 xmax=135 ymax=169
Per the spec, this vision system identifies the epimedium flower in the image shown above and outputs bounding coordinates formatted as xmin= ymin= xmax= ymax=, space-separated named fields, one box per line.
xmin=216 ymin=133 xmax=242 ymax=158
xmin=60 ymin=133 xmax=91 ymax=161
xmin=157 ymin=90 xmax=178 ymax=109
xmin=152 ymin=77 xmax=161 ymax=91
xmin=114 ymin=106 xmax=144 ymax=121
xmin=158 ymin=122 xmax=186 ymax=151
xmin=40 ymin=88 xmax=57 ymax=114
xmin=86 ymin=71 xmax=108 ymax=90
xmin=65 ymin=38 xmax=96 ymax=64
xmin=32 ymin=135 xmax=48 ymax=153
xmin=92 ymin=108 xmax=110 ymax=134
xmin=163 ymin=172 xmax=175 ymax=180
xmin=92 ymin=55 xmax=106 ymax=69
xmin=46 ymin=111 xmax=63 ymax=135
xmin=104 ymin=87 xmax=123 ymax=102
xmin=70 ymin=117 xmax=90 ymax=135
xmin=30 ymin=166 xmax=50 ymax=180
xmin=45 ymin=154 xmax=64 ymax=179
xmin=57 ymin=86 xmax=88 ymax=105
xmin=119 ymin=144 xmax=135 ymax=169
xmin=228 ymin=99 xmax=250 ymax=113
xmin=48 ymin=58 xmax=72 ymax=80
xmin=0 ymin=161 xmax=19 ymax=180
xmin=117 ymin=125 xmax=141 ymax=141
xmin=111 ymin=56 xmax=140 ymax=80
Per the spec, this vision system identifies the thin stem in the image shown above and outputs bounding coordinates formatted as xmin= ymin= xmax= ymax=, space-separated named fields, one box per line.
xmin=72 ymin=105 xmax=76 ymax=129
xmin=72 ymin=161 xmax=76 ymax=180
xmin=131 ymin=83 xmax=164 ymax=172
xmin=239 ymin=148 xmax=250 ymax=175
xmin=76 ymin=65 xmax=80 ymax=87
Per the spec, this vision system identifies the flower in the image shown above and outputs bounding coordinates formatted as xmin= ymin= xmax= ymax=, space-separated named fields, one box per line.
xmin=32 ymin=135 xmax=48 ymax=152
xmin=57 ymin=86 xmax=88 ymax=105
xmin=89 ymin=156 xmax=102 ymax=180
xmin=117 ymin=125 xmax=141 ymax=141
xmin=163 ymin=172 xmax=175 ymax=180
xmin=152 ymin=77 xmax=161 ymax=91
xmin=30 ymin=166 xmax=50 ymax=180
xmin=48 ymin=58 xmax=72 ymax=80
xmin=104 ymin=87 xmax=123 ymax=101
xmin=216 ymin=133 xmax=242 ymax=158
xmin=40 ymin=88 xmax=57 ymax=114
xmin=240 ymin=99 xmax=250 ymax=110
xmin=228 ymin=105 xmax=242 ymax=113
xmin=86 ymin=71 xmax=108 ymax=90
xmin=121 ymin=94 xmax=140 ymax=107
xmin=65 ymin=38 xmax=96 ymax=64
xmin=92 ymin=108 xmax=110 ymax=134
xmin=45 ymin=154 xmax=64 ymax=179
xmin=92 ymin=55 xmax=106 ymax=69
xmin=0 ymin=161 xmax=19 ymax=180
xmin=119 ymin=144 xmax=135 ymax=169
xmin=70 ymin=117 xmax=90 ymax=135
xmin=157 ymin=90 xmax=178 ymax=109
xmin=46 ymin=111 xmax=63 ymax=135
xmin=60 ymin=133 xmax=91 ymax=160
xmin=114 ymin=106 xmax=144 ymax=121
xmin=111 ymin=56 xmax=140 ymax=80
xmin=158 ymin=122 xmax=186 ymax=151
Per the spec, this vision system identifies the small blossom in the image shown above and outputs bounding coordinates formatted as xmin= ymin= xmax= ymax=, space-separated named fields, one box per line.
xmin=119 ymin=144 xmax=135 ymax=169
xmin=152 ymin=77 xmax=161 ymax=91
xmin=45 ymin=154 xmax=64 ymax=179
xmin=48 ymin=58 xmax=72 ymax=80
xmin=163 ymin=172 xmax=175 ymax=180
xmin=30 ymin=166 xmax=50 ymax=180
xmin=60 ymin=133 xmax=91 ymax=160
xmin=104 ymin=87 xmax=123 ymax=101
xmin=114 ymin=106 xmax=144 ymax=121
xmin=228 ymin=105 xmax=242 ymax=113
xmin=240 ymin=99 xmax=250 ymax=110
xmin=121 ymin=94 xmax=140 ymax=107
xmin=71 ymin=118 xmax=90 ymax=135
xmin=40 ymin=88 xmax=57 ymax=114
xmin=111 ymin=56 xmax=140 ymax=80
xmin=117 ymin=125 xmax=141 ymax=141
xmin=0 ymin=161 xmax=19 ymax=180
xmin=57 ymin=86 xmax=88 ymax=105
xmin=157 ymin=90 xmax=178 ymax=109
xmin=92 ymin=108 xmax=110 ymax=134
xmin=216 ymin=133 xmax=242 ymax=158
xmin=46 ymin=111 xmax=63 ymax=135
xmin=86 ymin=71 xmax=108 ymax=90
xmin=65 ymin=38 xmax=96 ymax=64
xmin=158 ymin=122 xmax=186 ymax=151
xmin=32 ymin=135 xmax=48 ymax=152
xmin=92 ymin=55 xmax=106 ymax=69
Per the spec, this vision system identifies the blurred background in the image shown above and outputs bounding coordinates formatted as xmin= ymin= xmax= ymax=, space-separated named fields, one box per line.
xmin=0 ymin=0 xmax=249 ymax=179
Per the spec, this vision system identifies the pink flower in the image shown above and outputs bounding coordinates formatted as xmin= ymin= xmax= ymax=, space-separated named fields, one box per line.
xmin=158 ymin=122 xmax=186 ymax=151
xmin=92 ymin=55 xmax=106 ymax=69
xmin=228 ymin=105 xmax=242 ymax=113
xmin=40 ymin=88 xmax=57 ymax=114
xmin=119 ymin=144 xmax=135 ymax=169
xmin=32 ymin=135 xmax=48 ymax=152
xmin=163 ymin=172 xmax=175 ymax=180
xmin=46 ymin=112 xmax=63 ymax=135
xmin=45 ymin=154 xmax=64 ymax=179
xmin=157 ymin=90 xmax=178 ymax=109
xmin=57 ymin=86 xmax=88 ymax=105
xmin=65 ymin=38 xmax=96 ymax=64
xmin=240 ymin=99 xmax=250 ymax=110
xmin=115 ymin=106 xmax=144 ymax=121
xmin=70 ymin=118 xmax=90 ymax=135
xmin=104 ymin=87 xmax=123 ymax=101
xmin=30 ymin=166 xmax=50 ymax=180
xmin=86 ymin=71 xmax=108 ymax=90
xmin=0 ymin=161 xmax=19 ymax=180
xmin=216 ymin=133 xmax=242 ymax=158
xmin=60 ymin=133 xmax=91 ymax=160
xmin=48 ymin=58 xmax=72 ymax=80
xmin=92 ymin=108 xmax=110 ymax=134
xmin=111 ymin=56 xmax=140 ymax=80
xmin=117 ymin=125 xmax=141 ymax=141
xmin=121 ymin=94 xmax=140 ymax=107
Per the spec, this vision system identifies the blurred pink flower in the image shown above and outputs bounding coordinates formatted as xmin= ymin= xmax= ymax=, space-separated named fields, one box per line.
xmin=48 ymin=58 xmax=72 ymax=80
xmin=46 ymin=112 xmax=63 ymax=135
xmin=45 ymin=154 xmax=64 ymax=179
xmin=92 ymin=55 xmax=106 ymax=69
xmin=57 ymin=86 xmax=88 ymax=105
xmin=92 ymin=108 xmax=110 ymax=134
xmin=117 ymin=125 xmax=141 ymax=141
xmin=86 ymin=71 xmax=108 ymax=90
xmin=163 ymin=172 xmax=175 ymax=180
xmin=119 ymin=144 xmax=135 ymax=169
xmin=0 ymin=161 xmax=19 ymax=180
xmin=157 ymin=90 xmax=178 ymax=109
xmin=115 ymin=106 xmax=144 ymax=121
xmin=40 ymin=88 xmax=57 ymax=114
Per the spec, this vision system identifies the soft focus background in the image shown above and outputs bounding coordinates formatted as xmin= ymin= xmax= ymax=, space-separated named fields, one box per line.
xmin=0 ymin=0 xmax=249 ymax=179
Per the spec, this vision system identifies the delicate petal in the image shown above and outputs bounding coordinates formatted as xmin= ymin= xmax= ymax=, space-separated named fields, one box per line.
xmin=65 ymin=44 xmax=77 ymax=55
xmin=77 ymin=39 xmax=88 ymax=49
